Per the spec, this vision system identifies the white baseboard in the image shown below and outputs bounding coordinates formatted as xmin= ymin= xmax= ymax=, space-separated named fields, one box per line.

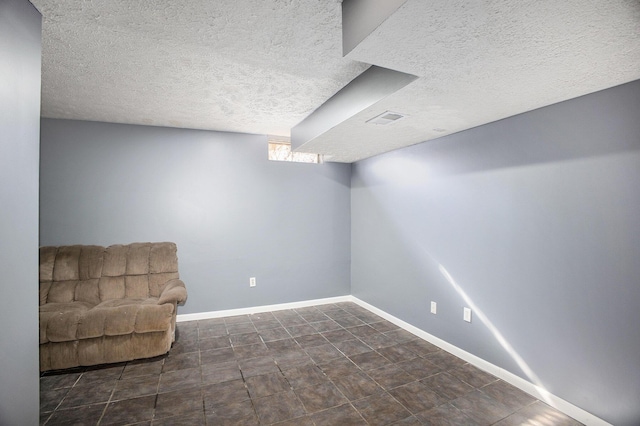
xmin=176 ymin=295 xmax=352 ymax=322
xmin=177 ymin=294 xmax=609 ymax=426
xmin=350 ymin=297 xmax=611 ymax=426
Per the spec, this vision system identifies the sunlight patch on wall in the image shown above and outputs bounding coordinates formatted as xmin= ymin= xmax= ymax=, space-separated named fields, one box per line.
xmin=368 ymin=154 xmax=430 ymax=186
xmin=438 ymin=264 xmax=554 ymax=405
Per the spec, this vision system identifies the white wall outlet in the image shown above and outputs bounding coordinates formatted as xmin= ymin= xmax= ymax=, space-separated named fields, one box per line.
xmin=430 ymin=301 xmax=437 ymax=314
xmin=463 ymin=307 xmax=472 ymax=322
xmin=249 ymin=277 xmax=256 ymax=287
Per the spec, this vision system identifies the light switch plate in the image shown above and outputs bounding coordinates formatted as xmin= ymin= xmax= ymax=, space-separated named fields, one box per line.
xmin=430 ymin=301 xmax=437 ymax=314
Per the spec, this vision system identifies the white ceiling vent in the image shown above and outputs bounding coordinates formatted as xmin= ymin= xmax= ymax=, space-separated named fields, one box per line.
xmin=366 ymin=111 xmax=407 ymax=125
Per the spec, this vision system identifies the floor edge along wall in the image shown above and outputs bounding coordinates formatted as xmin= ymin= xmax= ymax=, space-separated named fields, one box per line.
xmin=176 ymin=295 xmax=610 ymax=426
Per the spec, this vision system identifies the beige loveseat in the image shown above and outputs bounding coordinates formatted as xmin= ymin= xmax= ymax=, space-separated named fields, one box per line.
xmin=39 ymin=242 xmax=187 ymax=371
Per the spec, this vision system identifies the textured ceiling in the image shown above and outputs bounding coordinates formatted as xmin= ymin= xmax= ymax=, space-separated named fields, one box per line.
xmin=308 ymin=0 xmax=640 ymax=162
xmin=32 ymin=0 xmax=640 ymax=162
xmin=31 ymin=0 xmax=368 ymax=136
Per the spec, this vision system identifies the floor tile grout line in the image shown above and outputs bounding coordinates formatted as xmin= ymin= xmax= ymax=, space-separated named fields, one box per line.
xmin=95 ymin=379 xmax=117 ymax=425
xmin=303 ymin=311 xmax=452 ymax=422
xmin=259 ymin=306 xmax=349 ymax=423
xmin=41 ymin=302 xmax=578 ymax=426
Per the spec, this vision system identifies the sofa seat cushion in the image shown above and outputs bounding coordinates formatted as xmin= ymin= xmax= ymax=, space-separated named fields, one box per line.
xmin=39 ymin=298 xmax=176 ymax=344
xmin=76 ymin=298 xmax=175 ymax=339
xmin=40 ymin=301 xmax=93 ymax=344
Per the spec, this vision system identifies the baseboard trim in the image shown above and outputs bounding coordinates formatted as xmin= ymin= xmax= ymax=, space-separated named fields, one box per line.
xmin=176 ymin=295 xmax=609 ymax=425
xmin=176 ymin=295 xmax=352 ymax=322
xmin=350 ymin=297 xmax=610 ymax=426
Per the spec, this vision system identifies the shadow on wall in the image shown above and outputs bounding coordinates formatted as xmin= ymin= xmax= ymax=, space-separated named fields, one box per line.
xmin=353 ymin=80 xmax=640 ymax=187
xmin=350 ymin=79 xmax=640 ymax=425
xmin=355 ymin=201 xmax=552 ymax=403
xmin=437 ymin=263 xmax=553 ymax=405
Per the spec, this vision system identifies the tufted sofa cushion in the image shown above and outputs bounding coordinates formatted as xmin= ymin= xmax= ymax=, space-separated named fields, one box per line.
xmin=40 ymin=301 xmax=93 ymax=343
xmin=39 ymin=243 xmax=182 ymax=306
xmin=39 ymin=242 xmax=187 ymax=371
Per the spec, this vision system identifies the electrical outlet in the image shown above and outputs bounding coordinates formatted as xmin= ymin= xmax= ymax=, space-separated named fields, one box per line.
xmin=463 ymin=307 xmax=472 ymax=322
xmin=249 ymin=277 xmax=256 ymax=287
xmin=430 ymin=301 xmax=437 ymax=314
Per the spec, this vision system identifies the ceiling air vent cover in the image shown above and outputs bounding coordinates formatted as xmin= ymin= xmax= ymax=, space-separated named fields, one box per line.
xmin=366 ymin=111 xmax=407 ymax=125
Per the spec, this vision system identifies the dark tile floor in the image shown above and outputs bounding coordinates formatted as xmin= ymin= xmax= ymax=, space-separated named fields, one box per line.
xmin=40 ymin=302 xmax=583 ymax=425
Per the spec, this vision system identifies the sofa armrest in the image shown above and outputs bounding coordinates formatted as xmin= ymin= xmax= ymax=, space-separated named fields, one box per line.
xmin=158 ymin=279 xmax=187 ymax=306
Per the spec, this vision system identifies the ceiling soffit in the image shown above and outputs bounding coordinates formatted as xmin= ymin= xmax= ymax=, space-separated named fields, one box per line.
xmin=308 ymin=0 xmax=640 ymax=162
xmin=31 ymin=0 xmax=640 ymax=163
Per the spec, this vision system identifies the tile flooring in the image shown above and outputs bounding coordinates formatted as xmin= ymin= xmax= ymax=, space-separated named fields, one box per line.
xmin=40 ymin=302 xmax=583 ymax=425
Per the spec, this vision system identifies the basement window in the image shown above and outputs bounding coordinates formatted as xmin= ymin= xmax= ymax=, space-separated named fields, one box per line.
xmin=268 ymin=137 xmax=320 ymax=164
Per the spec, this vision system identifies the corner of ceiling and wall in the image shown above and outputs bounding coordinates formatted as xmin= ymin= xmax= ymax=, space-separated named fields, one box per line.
xmin=31 ymin=0 xmax=640 ymax=163
xmin=292 ymin=0 xmax=640 ymax=163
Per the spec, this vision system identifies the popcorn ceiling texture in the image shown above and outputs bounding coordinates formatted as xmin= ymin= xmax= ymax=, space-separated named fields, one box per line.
xmin=314 ymin=0 xmax=640 ymax=162
xmin=32 ymin=0 xmax=368 ymax=137
xmin=32 ymin=0 xmax=640 ymax=162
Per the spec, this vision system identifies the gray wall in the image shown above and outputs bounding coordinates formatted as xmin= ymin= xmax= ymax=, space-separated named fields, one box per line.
xmin=351 ymin=80 xmax=640 ymax=425
xmin=0 ymin=0 xmax=41 ymax=424
xmin=40 ymin=119 xmax=351 ymax=314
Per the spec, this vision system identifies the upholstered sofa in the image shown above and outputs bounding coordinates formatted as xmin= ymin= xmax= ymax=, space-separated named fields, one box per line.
xmin=39 ymin=242 xmax=187 ymax=371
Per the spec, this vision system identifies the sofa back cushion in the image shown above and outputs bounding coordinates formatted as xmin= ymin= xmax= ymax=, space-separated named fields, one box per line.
xmin=39 ymin=242 xmax=179 ymax=306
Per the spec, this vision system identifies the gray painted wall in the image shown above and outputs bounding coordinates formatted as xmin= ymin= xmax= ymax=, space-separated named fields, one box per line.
xmin=0 ymin=0 xmax=41 ymax=424
xmin=351 ymin=80 xmax=640 ymax=425
xmin=40 ymin=119 xmax=351 ymax=314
